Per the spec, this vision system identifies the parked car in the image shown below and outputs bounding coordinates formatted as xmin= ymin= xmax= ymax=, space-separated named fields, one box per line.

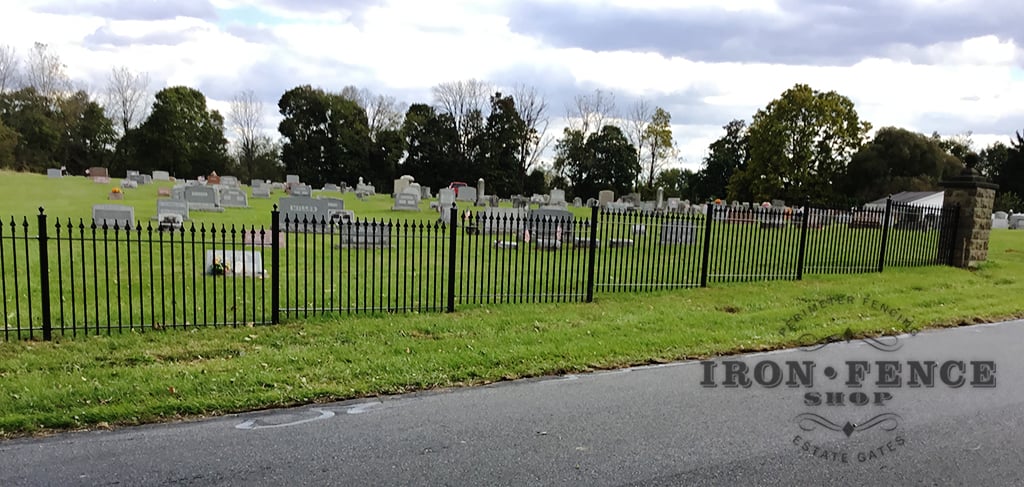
xmin=448 ymin=181 xmax=468 ymax=196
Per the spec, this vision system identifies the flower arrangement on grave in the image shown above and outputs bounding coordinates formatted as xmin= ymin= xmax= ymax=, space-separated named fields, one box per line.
xmin=111 ymin=187 xmax=122 ymax=194
xmin=209 ymin=257 xmax=231 ymax=276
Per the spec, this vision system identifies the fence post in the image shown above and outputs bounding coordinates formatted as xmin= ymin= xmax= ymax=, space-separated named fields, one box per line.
xmin=699 ymin=203 xmax=714 ymax=287
xmin=796 ymin=201 xmax=811 ymax=280
xmin=585 ymin=204 xmax=599 ymax=302
xmin=878 ymin=197 xmax=893 ymax=273
xmin=37 ymin=207 xmax=51 ymax=341
xmin=271 ymin=205 xmax=280 ymax=325
xmin=446 ymin=203 xmax=458 ymax=313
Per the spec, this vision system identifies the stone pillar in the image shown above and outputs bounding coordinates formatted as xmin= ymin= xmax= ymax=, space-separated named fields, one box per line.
xmin=477 ymin=178 xmax=486 ymax=204
xmin=940 ymin=154 xmax=998 ymax=268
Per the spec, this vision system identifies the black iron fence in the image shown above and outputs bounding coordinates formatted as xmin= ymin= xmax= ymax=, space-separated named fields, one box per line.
xmin=0 ymin=198 xmax=959 ymax=340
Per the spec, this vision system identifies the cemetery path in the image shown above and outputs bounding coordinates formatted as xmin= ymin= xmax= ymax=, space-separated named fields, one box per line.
xmin=1 ymin=320 xmax=1023 ymax=486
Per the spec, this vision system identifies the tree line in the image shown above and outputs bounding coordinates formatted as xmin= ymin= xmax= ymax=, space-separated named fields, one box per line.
xmin=0 ymin=43 xmax=1021 ymax=210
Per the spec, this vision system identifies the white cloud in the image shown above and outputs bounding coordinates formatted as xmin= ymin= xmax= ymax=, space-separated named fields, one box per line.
xmin=2 ymin=0 xmax=1022 ymax=166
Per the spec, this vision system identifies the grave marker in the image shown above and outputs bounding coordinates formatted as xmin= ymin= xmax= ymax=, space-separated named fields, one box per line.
xmin=184 ymin=186 xmax=222 ymax=212
xmin=92 ymin=204 xmax=135 ymax=229
xmin=156 ymin=199 xmax=189 ymax=220
xmin=204 ymin=250 xmax=265 ymax=277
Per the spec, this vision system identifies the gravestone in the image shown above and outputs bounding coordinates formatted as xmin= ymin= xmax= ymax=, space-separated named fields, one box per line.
xmin=204 ymin=250 xmax=265 ymax=277
xmin=548 ymin=188 xmax=567 ymax=208
xmin=479 ymin=207 xmax=527 ymax=234
xmin=252 ymin=186 xmax=271 ymax=199
xmin=47 ymin=168 xmax=62 ymax=178
xmin=609 ymin=239 xmax=634 ymax=248
xmin=667 ymin=198 xmax=680 ymax=211
xmin=392 ymin=192 xmax=420 ymax=211
xmin=220 ymin=187 xmax=249 ymax=208
xmin=286 ymin=174 xmax=300 ymax=184
xmin=156 ymin=199 xmax=189 ymax=220
xmin=657 ymin=187 xmax=664 ymax=210
xmin=171 ymin=185 xmax=186 ymax=200
xmin=660 ymin=221 xmax=698 ymax=244
xmin=108 ymin=190 xmax=124 ymax=200
xmin=152 ymin=170 xmax=170 ymax=181
xmin=280 ymin=196 xmax=346 ymax=232
xmin=476 ymin=178 xmax=486 ymax=204
xmin=243 ymin=230 xmax=286 ymax=247
xmin=120 ymin=179 xmax=137 ymax=189
xmin=512 ymin=195 xmax=530 ymax=209
xmin=992 ymin=212 xmax=1009 ymax=230
xmin=1009 ymin=214 xmax=1024 ymax=230
xmin=621 ymin=193 xmax=641 ymax=207
xmin=207 ymin=172 xmax=221 ymax=185
xmin=251 ymin=179 xmax=266 ymax=189
xmin=393 ymin=177 xmax=411 ymax=197
xmin=335 ymin=222 xmax=391 ymax=248
xmin=158 ymin=187 xmax=171 ymax=197
xmin=157 ymin=214 xmax=183 ymax=232
xmin=270 ymin=182 xmax=285 ymax=192
xmin=573 ymin=197 xmax=583 ymax=208
xmin=92 ymin=204 xmax=135 ymax=229
xmin=598 ymin=190 xmax=615 ymax=207
xmin=458 ymin=186 xmax=478 ymax=204
xmin=126 ymin=170 xmax=139 ymax=178
xmin=184 ymin=186 xmax=222 ymax=212
xmin=527 ymin=207 xmax=574 ymax=247
xmin=421 ymin=186 xmax=433 ymax=200
xmin=291 ymin=184 xmax=312 ymax=197
xmin=586 ymin=198 xmax=598 ymax=207
xmin=323 ymin=183 xmax=341 ymax=192
xmin=605 ymin=202 xmax=631 ymax=213
xmin=220 ymin=175 xmax=240 ymax=188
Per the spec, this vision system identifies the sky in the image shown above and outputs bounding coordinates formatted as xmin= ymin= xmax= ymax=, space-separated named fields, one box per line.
xmin=2 ymin=0 xmax=1023 ymax=171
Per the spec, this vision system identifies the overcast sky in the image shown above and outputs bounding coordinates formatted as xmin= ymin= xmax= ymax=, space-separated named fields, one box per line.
xmin=3 ymin=0 xmax=1023 ymax=170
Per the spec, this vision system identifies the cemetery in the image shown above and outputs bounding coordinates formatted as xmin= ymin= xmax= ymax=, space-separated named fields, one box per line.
xmin=0 ymin=168 xmax=1000 ymax=344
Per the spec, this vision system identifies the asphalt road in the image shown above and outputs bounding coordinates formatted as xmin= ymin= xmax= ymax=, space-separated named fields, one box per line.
xmin=1 ymin=320 xmax=1023 ymax=486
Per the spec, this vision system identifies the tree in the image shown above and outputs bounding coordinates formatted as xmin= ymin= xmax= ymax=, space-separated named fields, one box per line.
xmin=554 ymin=125 xmax=639 ymax=198
xmin=23 ymin=43 xmax=70 ymax=104
xmin=0 ymin=87 xmax=61 ymax=171
xmin=400 ymin=103 xmax=460 ymax=190
xmin=978 ymin=141 xmax=1009 ymax=180
xmin=475 ymin=92 xmax=529 ymax=195
xmin=104 ymin=66 xmax=150 ymax=135
xmin=654 ymin=167 xmax=700 ymax=200
xmin=229 ymin=89 xmax=267 ymax=181
xmin=699 ymin=119 xmax=748 ymax=201
xmin=932 ymin=131 xmax=974 ymax=162
xmin=0 ymin=44 xmax=17 ymax=94
xmin=122 ymin=86 xmax=230 ymax=177
xmin=843 ymin=127 xmax=961 ymax=202
xmin=0 ymin=118 xmax=17 ymax=167
xmin=566 ymin=89 xmax=616 ymax=138
xmin=432 ymin=79 xmax=491 ymax=155
xmin=640 ymin=107 xmax=676 ymax=192
xmin=511 ymin=83 xmax=550 ymax=186
xmin=624 ymin=98 xmax=653 ymax=181
xmin=56 ymin=90 xmax=115 ymax=174
xmin=729 ymin=83 xmax=870 ymax=205
xmin=278 ymin=85 xmax=370 ymax=187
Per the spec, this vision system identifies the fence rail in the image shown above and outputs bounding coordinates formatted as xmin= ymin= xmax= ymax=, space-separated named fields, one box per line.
xmin=0 ymin=198 xmax=960 ymax=341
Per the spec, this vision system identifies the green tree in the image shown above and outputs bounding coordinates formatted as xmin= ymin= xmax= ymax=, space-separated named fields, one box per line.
xmin=122 ymin=86 xmax=230 ymax=177
xmin=56 ymin=91 xmax=116 ymax=174
xmin=0 ymin=87 xmax=60 ymax=171
xmin=698 ymin=119 xmax=748 ymax=201
xmin=554 ymin=125 xmax=639 ymax=198
xmin=475 ymin=92 xmax=529 ymax=196
xmin=278 ymin=85 xmax=370 ymax=187
xmin=843 ymin=127 xmax=961 ymax=202
xmin=400 ymin=103 xmax=461 ymax=191
xmin=640 ymin=107 xmax=675 ymax=192
xmin=654 ymin=167 xmax=700 ymax=200
xmin=730 ymin=84 xmax=870 ymax=205
xmin=979 ymin=141 xmax=1009 ymax=180
xmin=0 ymin=118 xmax=17 ymax=167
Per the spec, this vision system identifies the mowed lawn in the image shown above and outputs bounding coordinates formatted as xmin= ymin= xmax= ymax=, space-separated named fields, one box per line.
xmin=0 ymin=169 xmax=1022 ymax=437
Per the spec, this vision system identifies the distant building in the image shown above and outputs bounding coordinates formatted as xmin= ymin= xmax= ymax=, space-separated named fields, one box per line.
xmin=863 ymin=191 xmax=945 ymax=229
xmin=863 ymin=191 xmax=944 ymax=210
